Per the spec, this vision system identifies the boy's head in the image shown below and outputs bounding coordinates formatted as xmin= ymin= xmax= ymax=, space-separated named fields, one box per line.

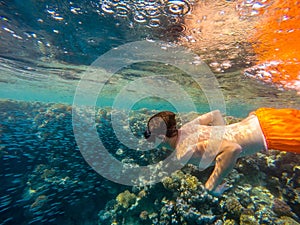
xmin=144 ymin=111 xmax=178 ymax=142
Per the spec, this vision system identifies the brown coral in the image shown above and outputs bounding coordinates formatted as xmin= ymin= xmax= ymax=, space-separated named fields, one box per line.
xmin=272 ymin=198 xmax=294 ymax=218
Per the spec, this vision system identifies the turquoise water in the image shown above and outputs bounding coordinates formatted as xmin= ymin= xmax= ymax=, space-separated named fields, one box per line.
xmin=1 ymin=1 xmax=300 ymax=225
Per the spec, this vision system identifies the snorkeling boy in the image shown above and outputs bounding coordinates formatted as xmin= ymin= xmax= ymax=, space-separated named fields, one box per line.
xmin=144 ymin=108 xmax=300 ymax=195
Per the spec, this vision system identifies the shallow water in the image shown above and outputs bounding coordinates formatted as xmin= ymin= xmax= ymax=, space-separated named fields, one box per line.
xmin=1 ymin=1 xmax=300 ymax=225
xmin=1 ymin=57 xmax=299 ymax=116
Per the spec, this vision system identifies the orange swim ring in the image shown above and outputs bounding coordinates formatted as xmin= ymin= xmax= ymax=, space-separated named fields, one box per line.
xmin=246 ymin=0 xmax=300 ymax=94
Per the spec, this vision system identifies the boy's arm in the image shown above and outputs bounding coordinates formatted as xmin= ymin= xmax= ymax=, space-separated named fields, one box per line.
xmin=204 ymin=141 xmax=242 ymax=195
xmin=190 ymin=110 xmax=225 ymax=126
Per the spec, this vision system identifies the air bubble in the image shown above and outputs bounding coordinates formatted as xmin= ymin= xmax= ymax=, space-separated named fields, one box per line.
xmin=148 ymin=18 xmax=160 ymax=28
xmin=244 ymin=0 xmax=255 ymax=6
xmin=53 ymin=16 xmax=64 ymax=21
xmin=115 ymin=3 xmax=130 ymax=17
xmin=144 ymin=0 xmax=157 ymax=6
xmin=111 ymin=0 xmax=121 ymax=4
xmin=3 ymin=27 xmax=15 ymax=34
xmin=101 ymin=2 xmax=115 ymax=14
xmin=165 ymin=0 xmax=191 ymax=15
xmin=47 ymin=9 xmax=56 ymax=15
xmin=252 ymin=2 xmax=264 ymax=9
xmin=134 ymin=12 xmax=147 ymax=23
xmin=145 ymin=5 xmax=161 ymax=18
xmin=98 ymin=0 xmax=193 ymax=29
xmin=250 ymin=10 xmax=259 ymax=16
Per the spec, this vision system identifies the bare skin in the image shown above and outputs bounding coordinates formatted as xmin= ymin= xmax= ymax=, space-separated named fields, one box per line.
xmin=145 ymin=110 xmax=266 ymax=195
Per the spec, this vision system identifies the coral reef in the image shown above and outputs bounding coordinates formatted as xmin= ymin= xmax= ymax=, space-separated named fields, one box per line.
xmin=1 ymin=99 xmax=299 ymax=225
xmin=98 ymin=170 xmax=222 ymax=225
xmin=275 ymin=216 xmax=300 ymax=225
xmin=116 ymin=190 xmax=137 ymax=209
xmin=272 ymin=198 xmax=298 ymax=220
xmin=239 ymin=214 xmax=259 ymax=225
xmin=98 ymin=158 xmax=299 ymax=225
xmin=224 ymin=197 xmax=243 ymax=219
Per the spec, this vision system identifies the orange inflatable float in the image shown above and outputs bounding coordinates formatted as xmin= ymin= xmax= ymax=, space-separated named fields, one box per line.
xmin=254 ymin=108 xmax=300 ymax=153
xmin=246 ymin=0 xmax=300 ymax=94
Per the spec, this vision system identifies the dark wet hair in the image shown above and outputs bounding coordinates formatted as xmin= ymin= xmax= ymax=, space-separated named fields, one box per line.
xmin=144 ymin=111 xmax=178 ymax=141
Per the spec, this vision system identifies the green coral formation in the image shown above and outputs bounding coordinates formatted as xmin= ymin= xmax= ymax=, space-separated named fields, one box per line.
xmin=183 ymin=174 xmax=199 ymax=191
xmin=250 ymin=186 xmax=274 ymax=204
xmin=162 ymin=170 xmax=199 ymax=192
xmin=116 ymin=190 xmax=137 ymax=209
xmin=224 ymin=219 xmax=237 ymax=225
xmin=240 ymin=214 xmax=259 ymax=225
xmin=161 ymin=176 xmax=180 ymax=191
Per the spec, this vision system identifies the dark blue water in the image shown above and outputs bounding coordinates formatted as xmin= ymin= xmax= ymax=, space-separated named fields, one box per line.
xmin=1 ymin=1 xmax=300 ymax=225
xmin=1 ymin=0 xmax=127 ymax=64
